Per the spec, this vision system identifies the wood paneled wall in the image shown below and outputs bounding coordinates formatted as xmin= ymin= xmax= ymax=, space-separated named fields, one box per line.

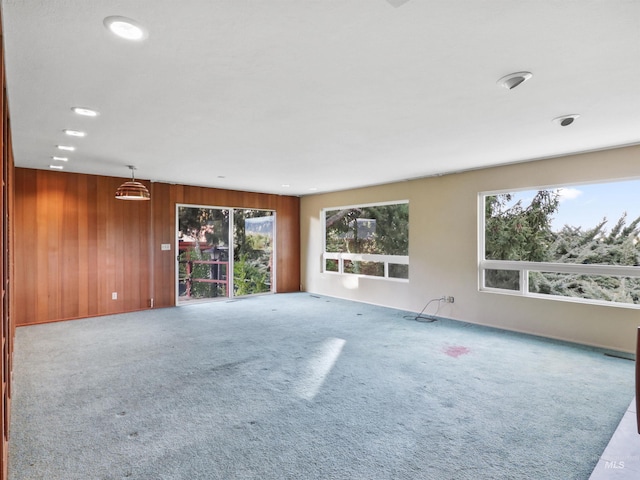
xmin=14 ymin=171 xmax=152 ymax=324
xmin=14 ymin=169 xmax=300 ymax=325
xmin=0 ymin=10 xmax=14 ymax=479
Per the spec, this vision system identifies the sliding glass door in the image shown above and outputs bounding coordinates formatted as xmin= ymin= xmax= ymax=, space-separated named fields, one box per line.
xmin=177 ymin=205 xmax=275 ymax=304
xmin=233 ymin=210 xmax=274 ymax=296
xmin=177 ymin=206 xmax=230 ymax=303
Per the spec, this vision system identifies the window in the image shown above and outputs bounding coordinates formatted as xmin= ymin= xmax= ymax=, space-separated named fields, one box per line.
xmin=480 ymin=179 xmax=640 ymax=306
xmin=323 ymin=201 xmax=409 ymax=280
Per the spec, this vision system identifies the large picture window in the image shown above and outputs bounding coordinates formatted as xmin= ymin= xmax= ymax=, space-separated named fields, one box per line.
xmin=323 ymin=201 xmax=409 ymax=280
xmin=480 ymin=179 xmax=640 ymax=306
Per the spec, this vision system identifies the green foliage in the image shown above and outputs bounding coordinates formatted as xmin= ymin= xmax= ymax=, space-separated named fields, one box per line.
xmin=484 ymin=269 xmax=520 ymax=291
xmin=343 ymin=260 xmax=384 ymax=277
xmin=179 ymin=248 xmax=227 ymax=299
xmin=325 ymin=259 xmax=339 ymax=272
xmin=485 ymin=190 xmax=640 ymax=304
xmin=388 ymin=263 xmax=409 ymax=279
xmin=325 ymin=203 xmax=409 ymax=255
xmin=178 ymin=207 xmax=229 ymax=249
xmin=233 ymin=210 xmax=273 ymax=296
xmin=178 ymin=207 xmax=230 ymax=300
xmin=179 ymin=207 xmax=275 ymax=299
xmin=485 ymin=190 xmax=560 ymax=262
xmin=234 ymin=253 xmax=269 ymax=296
xmin=551 ymin=213 xmax=640 ymax=266
xmin=529 ymin=271 xmax=640 ymax=304
xmin=531 ymin=212 xmax=640 ymax=303
xmin=484 ymin=190 xmax=560 ymax=290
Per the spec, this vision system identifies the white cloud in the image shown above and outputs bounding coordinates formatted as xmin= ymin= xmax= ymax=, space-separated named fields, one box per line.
xmin=557 ymin=187 xmax=582 ymax=202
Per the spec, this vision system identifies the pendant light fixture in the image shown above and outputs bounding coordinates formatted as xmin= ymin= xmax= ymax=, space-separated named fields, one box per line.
xmin=115 ymin=165 xmax=150 ymax=200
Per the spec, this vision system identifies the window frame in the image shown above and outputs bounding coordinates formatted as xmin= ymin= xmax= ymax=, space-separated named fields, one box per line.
xmin=322 ymin=200 xmax=409 ymax=281
xmin=478 ymin=182 xmax=640 ymax=309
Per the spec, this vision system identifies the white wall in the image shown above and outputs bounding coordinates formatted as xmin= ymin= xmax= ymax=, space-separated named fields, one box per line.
xmin=301 ymin=145 xmax=640 ymax=352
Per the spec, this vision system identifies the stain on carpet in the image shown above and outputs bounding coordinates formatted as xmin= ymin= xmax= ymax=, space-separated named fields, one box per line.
xmin=444 ymin=345 xmax=470 ymax=358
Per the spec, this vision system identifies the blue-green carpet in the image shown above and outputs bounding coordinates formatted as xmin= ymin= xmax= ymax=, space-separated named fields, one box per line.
xmin=8 ymin=293 xmax=634 ymax=479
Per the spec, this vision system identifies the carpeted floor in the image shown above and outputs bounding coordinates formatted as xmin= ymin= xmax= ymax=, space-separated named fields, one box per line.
xmin=8 ymin=293 xmax=635 ymax=479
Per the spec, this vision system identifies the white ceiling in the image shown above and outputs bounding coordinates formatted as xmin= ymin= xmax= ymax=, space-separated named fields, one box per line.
xmin=2 ymin=0 xmax=639 ymax=196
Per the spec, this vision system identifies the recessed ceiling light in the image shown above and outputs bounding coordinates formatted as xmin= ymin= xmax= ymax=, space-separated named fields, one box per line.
xmin=281 ymin=184 xmax=291 ymax=188
xmin=49 ymin=165 xmax=64 ymax=170
xmin=51 ymin=156 xmax=68 ymax=162
xmin=387 ymin=0 xmax=412 ymax=7
xmin=553 ymin=114 xmax=580 ymax=127
xmin=309 ymin=187 xmax=318 ymax=191
xmin=72 ymin=107 xmax=99 ymax=117
xmin=64 ymin=129 xmax=86 ymax=137
xmin=497 ymin=71 xmax=533 ymax=90
xmin=57 ymin=145 xmax=75 ymax=151
xmin=104 ymin=16 xmax=148 ymax=41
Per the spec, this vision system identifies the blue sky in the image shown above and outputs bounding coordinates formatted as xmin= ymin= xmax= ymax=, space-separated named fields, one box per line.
xmin=499 ymin=179 xmax=640 ymax=233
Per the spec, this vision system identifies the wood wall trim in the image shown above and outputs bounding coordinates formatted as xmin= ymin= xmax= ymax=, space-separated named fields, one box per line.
xmin=0 ymin=6 xmax=14 ymax=476
xmin=14 ymin=169 xmax=301 ymax=324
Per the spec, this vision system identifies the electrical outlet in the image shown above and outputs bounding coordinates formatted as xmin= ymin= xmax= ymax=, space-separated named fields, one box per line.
xmin=447 ymin=296 xmax=454 ymax=304
xmin=112 ymin=292 xmax=117 ymax=300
